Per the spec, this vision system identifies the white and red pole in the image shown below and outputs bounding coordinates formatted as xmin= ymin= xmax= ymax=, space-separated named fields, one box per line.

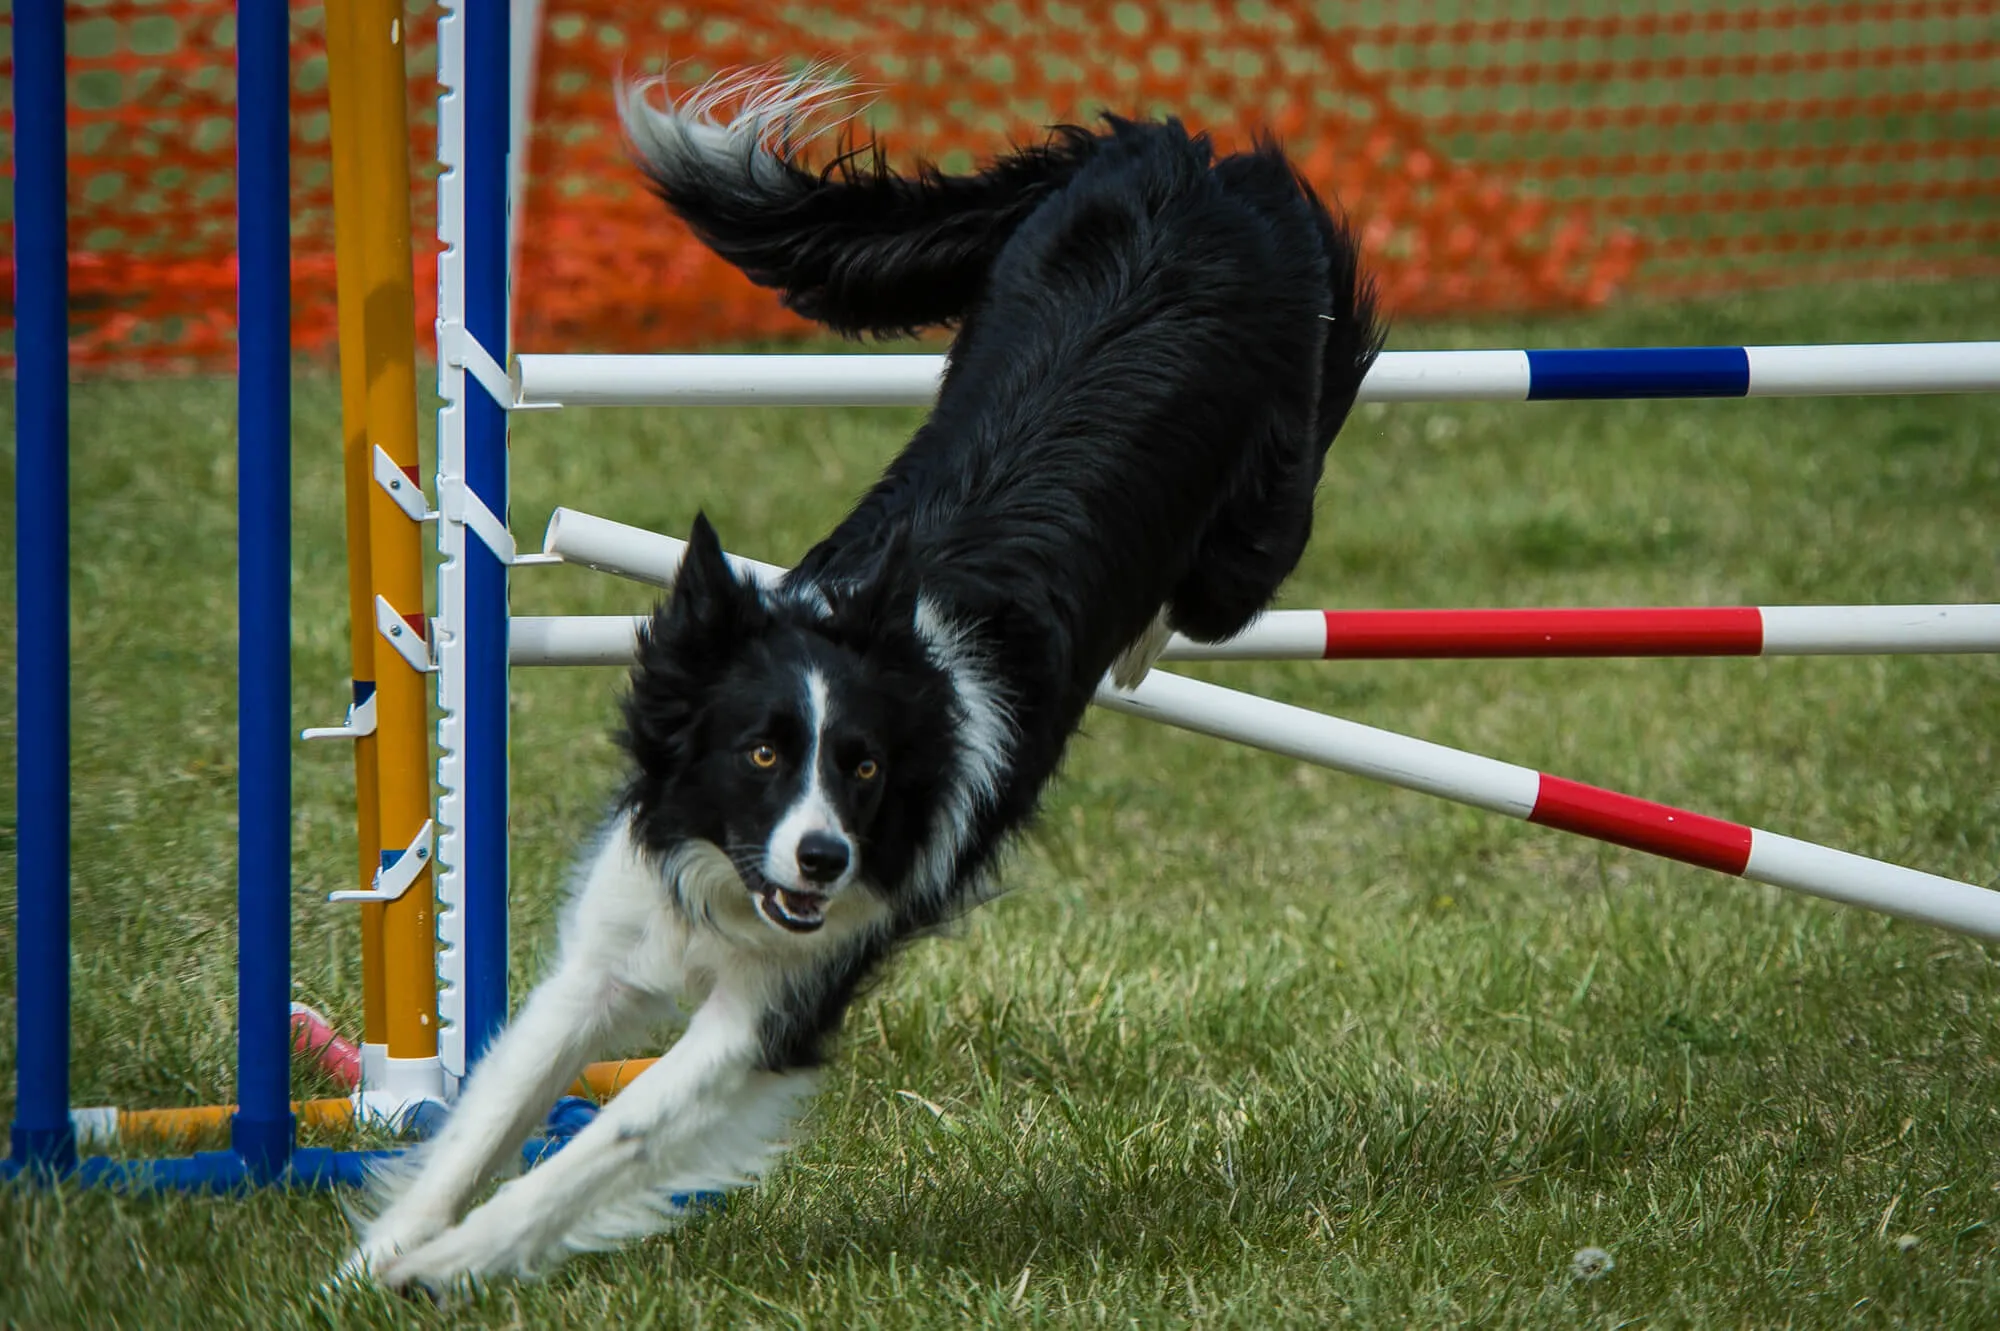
xmin=520 ymin=509 xmax=2000 ymax=664
xmin=508 ymin=606 xmax=2000 ymax=667
xmin=1177 ymin=605 xmax=2000 ymax=659
xmin=1096 ymin=670 xmax=2000 ymax=939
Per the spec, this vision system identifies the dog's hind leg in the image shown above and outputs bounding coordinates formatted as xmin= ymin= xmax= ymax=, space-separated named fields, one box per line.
xmin=1162 ymin=151 xmax=1378 ymax=649
xmin=1110 ymin=606 xmax=1174 ymax=688
xmin=1164 ymin=430 xmax=1322 ymax=646
xmin=340 ymin=824 xmax=682 ymax=1281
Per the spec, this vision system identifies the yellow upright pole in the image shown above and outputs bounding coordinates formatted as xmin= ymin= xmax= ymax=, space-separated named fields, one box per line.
xmin=323 ymin=0 xmax=389 ymax=1074
xmin=327 ymin=0 xmax=441 ymax=1106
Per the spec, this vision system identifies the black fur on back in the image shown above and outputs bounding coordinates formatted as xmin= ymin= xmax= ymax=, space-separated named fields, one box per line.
xmin=621 ymin=90 xmax=1384 ymax=1071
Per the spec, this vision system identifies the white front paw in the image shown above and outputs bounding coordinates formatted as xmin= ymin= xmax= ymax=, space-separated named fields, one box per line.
xmin=378 ymin=1183 xmax=556 ymax=1291
xmin=339 ymin=1206 xmax=452 ymax=1286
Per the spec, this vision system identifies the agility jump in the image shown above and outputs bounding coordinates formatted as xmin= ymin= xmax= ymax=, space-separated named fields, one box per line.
xmin=8 ymin=0 xmax=2000 ymax=1198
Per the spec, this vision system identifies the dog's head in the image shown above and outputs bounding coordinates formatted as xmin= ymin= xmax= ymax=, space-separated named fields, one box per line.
xmin=619 ymin=514 xmax=952 ymax=936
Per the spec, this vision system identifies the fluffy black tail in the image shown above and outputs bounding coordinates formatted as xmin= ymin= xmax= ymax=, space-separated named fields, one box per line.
xmin=619 ymin=67 xmax=1102 ymax=339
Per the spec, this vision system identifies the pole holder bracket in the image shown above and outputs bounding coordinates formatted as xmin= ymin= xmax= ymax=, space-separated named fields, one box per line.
xmin=373 ymin=445 xmax=432 ymax=522
xmin=439 ymin=476 xmax=518 ymax=564
xmin=440 ymin=320 xmax=554 ymax=413
xmin=329 ymin=820 xmax=435 ymax=904
xmin=301 ymin=688 xmax=378 ymax=741
xmin=376 ymin=595 xmax=435 ymax=673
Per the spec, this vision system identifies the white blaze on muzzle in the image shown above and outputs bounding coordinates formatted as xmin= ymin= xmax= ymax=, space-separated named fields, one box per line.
xmin=757 ymin=670 xmax=856 ymax=933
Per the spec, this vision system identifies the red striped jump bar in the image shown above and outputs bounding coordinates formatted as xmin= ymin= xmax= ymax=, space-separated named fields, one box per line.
xmin=1325 ymin=607 xmax=1762 ymax=657
xmin=1098 ymin=670 xmax=2000 ymax=939
xmin=1157 ymin=605 xmax=2000 ymax=661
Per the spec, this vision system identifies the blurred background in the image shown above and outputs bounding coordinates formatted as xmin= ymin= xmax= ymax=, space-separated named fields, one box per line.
xmin=2 ymin=0 xmax=1996 ymax=369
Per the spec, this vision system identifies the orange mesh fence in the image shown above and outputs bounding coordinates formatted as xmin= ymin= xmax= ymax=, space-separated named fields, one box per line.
xmin=2 ymin=1 xmax=1996 ymax=370
xmin=518 ymin=1 xmax=1644 ymax=352
xmin=0 ymin=1 xmax=441 ymax=371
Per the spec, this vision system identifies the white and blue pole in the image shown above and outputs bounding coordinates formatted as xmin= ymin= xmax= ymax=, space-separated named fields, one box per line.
xmin=510 ymin=342 xmax=2000 ymax=408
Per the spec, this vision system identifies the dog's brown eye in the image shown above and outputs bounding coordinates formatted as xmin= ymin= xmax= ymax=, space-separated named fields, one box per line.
xmin=749 ymin=744 xmax=778 ymax=769
xmin=855 ymin=759 xmax=880 ymax=780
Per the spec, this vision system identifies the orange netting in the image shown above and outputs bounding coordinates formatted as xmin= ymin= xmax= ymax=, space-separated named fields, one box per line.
xmin=2 ymin=1 xmax=1996 ymax=370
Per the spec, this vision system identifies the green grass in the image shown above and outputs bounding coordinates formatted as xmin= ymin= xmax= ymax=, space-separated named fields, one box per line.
xmin=3 ymin=277 xmax=1999 ymax=1327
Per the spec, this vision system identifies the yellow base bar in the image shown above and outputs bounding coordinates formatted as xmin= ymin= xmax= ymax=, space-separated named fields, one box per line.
xmin=104 ymin=1066 xmax=663 ymax=1145
xmin=571 ymin=1058 xmax=660 ymax=1100
xmin=110 ymin=1098 xmax=358 ymax=1145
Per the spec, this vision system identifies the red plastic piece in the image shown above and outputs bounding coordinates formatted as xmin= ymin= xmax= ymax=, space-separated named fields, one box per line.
xmin=1529 ymin=775 xmax=1754 ymax=875
xmin=1320 ymin=607 xmax=1766 ymax=659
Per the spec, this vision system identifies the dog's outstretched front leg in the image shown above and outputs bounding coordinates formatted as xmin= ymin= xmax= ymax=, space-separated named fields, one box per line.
xmin=339 ymin=956 xmax=659 ymax=1281
xmin=377 ymin=982 xmax=806 ymax=1290
xmin=340 ymin=822 xmax=688 ymax=1282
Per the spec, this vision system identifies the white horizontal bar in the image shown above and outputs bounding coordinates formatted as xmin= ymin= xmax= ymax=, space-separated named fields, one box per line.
xmin=1155 ymin=611 xmax=1328 ymax=659
xmin=530 ymin=512 xmax=1334 ymax=666
xmin=1362 ymin=349 xmax=1530 ymax=402
xmin=541 ymin=507 xmax=785 ymax=588
xmin=511 ymin=343 xmax=2000 ymax=408
xmin=1759 ymin=604 xmax=2000 ymax=654
xmin=1095 ymin=669 xmax=1544 ymax=816
xmin=516 ymin=353 xmax=945 ymax=407
xmin=1746 ymin=343 xmax=2000 ymax=397
xmin=1745 ymin=830 xmax=2000 ymax=939
xmin=508 ymin=610 xmax=1334 ymax=668
xmin=511 ymin=349 xmax=1531 ymax=407
xmin=511 ymin=615 xmax=640 ymax=667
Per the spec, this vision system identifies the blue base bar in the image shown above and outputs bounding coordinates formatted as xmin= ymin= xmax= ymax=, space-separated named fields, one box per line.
xmin=2 ymin=1147 xmax=400 ymax=1192
xmin=2 ymin=1099 xmax=724 ymax=1206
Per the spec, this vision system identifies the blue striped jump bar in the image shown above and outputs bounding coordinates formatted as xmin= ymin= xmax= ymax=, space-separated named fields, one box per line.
xmin=511 ymin=341 xmax=2000 ymax=407
xmin=1367 ymin=342 xmax=2000 ymax=402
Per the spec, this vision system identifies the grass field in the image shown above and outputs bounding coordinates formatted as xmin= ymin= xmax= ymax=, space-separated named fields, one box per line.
xmin=2 ymin=276 xmax=1999 ymax=1327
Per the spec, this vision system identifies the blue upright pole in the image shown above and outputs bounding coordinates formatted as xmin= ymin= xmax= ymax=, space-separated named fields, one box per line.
xmin=9 ymin=0 xmax=78 ymax=1178
xmin=462 ymin=0 xmax=513 ymax=1066
xmin=231 ymin=0 xmax=296 ymax=1179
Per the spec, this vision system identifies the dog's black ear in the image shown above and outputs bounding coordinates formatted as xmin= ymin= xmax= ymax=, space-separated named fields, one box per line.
xmin=661 ymin=511 xmax=764 ymax=642
xmin=620 ymin=513 xmax=764 ymax=777
xmin=672 ymin=512 xmax=738 ymax=617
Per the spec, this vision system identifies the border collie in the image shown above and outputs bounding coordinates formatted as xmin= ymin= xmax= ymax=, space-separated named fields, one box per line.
xmin=346 ymin=66 xmax=1382 ymax=1290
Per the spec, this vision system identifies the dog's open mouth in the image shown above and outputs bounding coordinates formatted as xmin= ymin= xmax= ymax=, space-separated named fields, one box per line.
xmin=752 ymin=883 xmax=829 ymax=933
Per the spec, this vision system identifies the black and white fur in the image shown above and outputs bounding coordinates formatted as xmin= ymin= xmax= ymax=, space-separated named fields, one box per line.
xmin=345 ymin=65 xmax=1383 ymax=1290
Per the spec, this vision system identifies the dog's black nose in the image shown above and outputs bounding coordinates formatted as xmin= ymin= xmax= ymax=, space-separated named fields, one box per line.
xmin=796 ymin=832 xmax=850 ymax=883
